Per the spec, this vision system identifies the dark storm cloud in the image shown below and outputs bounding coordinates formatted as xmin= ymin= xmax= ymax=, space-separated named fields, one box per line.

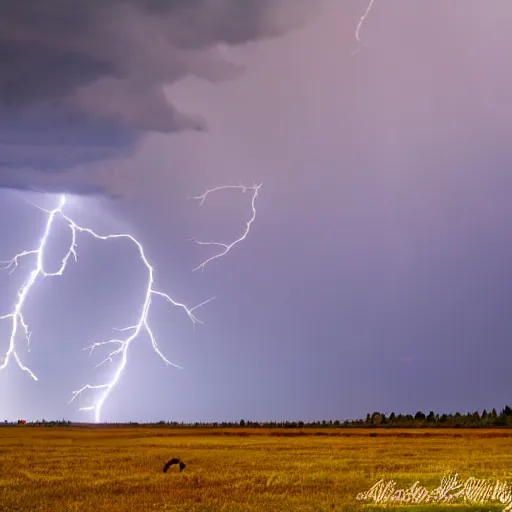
xmin=0 ymin=0 xmax=317 ymax=195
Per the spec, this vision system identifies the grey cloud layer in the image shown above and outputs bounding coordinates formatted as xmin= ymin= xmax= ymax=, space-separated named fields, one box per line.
xmin=0 ymin=0 xmax=317 ymax=194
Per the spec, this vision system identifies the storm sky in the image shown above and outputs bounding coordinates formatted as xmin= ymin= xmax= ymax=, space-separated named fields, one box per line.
xmin=1 ymin=0 xmax=512 ymax=422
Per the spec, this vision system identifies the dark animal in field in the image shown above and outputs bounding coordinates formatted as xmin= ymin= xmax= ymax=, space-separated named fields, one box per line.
xmin=163 ymin=458 xmax=186 ymax=473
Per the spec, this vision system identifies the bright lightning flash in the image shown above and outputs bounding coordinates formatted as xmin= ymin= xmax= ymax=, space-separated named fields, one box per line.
xmin=0 ymin=194 xmax=213 ymax=422
xmin=189 ymin=183 xmax=261 ymax=272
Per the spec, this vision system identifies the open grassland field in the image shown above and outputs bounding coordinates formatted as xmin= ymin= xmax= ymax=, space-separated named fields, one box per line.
xmin=1 ymin=427 xmax=512 ymax=512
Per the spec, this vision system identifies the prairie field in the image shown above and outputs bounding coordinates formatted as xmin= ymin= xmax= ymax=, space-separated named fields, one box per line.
xmin=1 ymin=427 xmax=512 ymax=511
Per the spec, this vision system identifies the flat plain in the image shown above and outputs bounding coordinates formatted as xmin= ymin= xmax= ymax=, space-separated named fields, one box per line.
xmin=1 ymin=427 xmax=512 ymax=511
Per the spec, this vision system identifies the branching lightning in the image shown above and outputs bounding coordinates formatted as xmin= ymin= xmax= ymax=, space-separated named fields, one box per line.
xmin=189 ymin=183 xmax=261 ymax=272
xmin=0 ymin=183 xmax=259 ymax=422
xmin=0 ymin=194 xmax=213 ymax=422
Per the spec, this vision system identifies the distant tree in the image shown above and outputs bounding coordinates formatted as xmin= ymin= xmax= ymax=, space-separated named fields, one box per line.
xmin=497 ymin=413 xmax=508 ymax=427
xmin=389 ymin=412 xmax=396 ymax=423
xmin=239 ymin=419 xmax=245 ymax=427
xmin=504 ymin=405 xmax=512 ymax=416
xmin=365 ymin=414 xmax=372 ymax=425
xmin=426 ymin=411 xmax=435 ymax=422
xmin=371 ymin=412 xmax=382 ymax=425
xmin=414 ymin=411 xmax=426 ymax=421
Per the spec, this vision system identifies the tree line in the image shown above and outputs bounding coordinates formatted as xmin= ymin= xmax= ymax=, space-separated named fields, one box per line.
xmin=4 ymin=406 xmax=512 ymax=428
xmin=355 ymin=406 xmax=512 ymax=428
xmin=156 ymin=406 xmax=512 ymax=428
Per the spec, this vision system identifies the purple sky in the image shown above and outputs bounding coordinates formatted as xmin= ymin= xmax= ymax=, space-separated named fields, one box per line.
xmin=1 ymin=0 xmax=512 ymax=422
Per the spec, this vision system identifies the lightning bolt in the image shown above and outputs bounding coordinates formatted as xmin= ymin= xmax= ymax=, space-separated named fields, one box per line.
xmin=189 ymin=183 xmax=261 ymax=272
xmin=353 ymin=0 xmax=376 ymax=53
xmin=0 ymin=183 xmax=260 ymax=422
xmin=0 ymin=194 xmax=213 ymax=422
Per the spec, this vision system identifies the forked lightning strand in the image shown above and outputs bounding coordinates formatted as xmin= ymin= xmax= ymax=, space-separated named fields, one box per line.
xmin=189 ymin=183 xmax=261 ymax=272
xmin=353 ymin=0 xmax=377 ymax=54
xmin=355 ymin=0 xmax=376 ymax=43
xmin=0 ymin=194 xmax=213 ymax=422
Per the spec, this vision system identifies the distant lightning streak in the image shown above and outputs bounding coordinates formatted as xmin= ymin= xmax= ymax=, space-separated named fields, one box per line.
xmin=189 ymin=183 xmax=261 ymax=272
xmin=0 ymin=194 xmax=213 ymax=422
xmin=354 ymin=0 xmax=376 ymax=50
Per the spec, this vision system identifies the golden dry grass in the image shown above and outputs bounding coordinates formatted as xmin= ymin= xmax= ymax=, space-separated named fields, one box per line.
xmin=1 ymin=427 xmax=512 ymax=511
